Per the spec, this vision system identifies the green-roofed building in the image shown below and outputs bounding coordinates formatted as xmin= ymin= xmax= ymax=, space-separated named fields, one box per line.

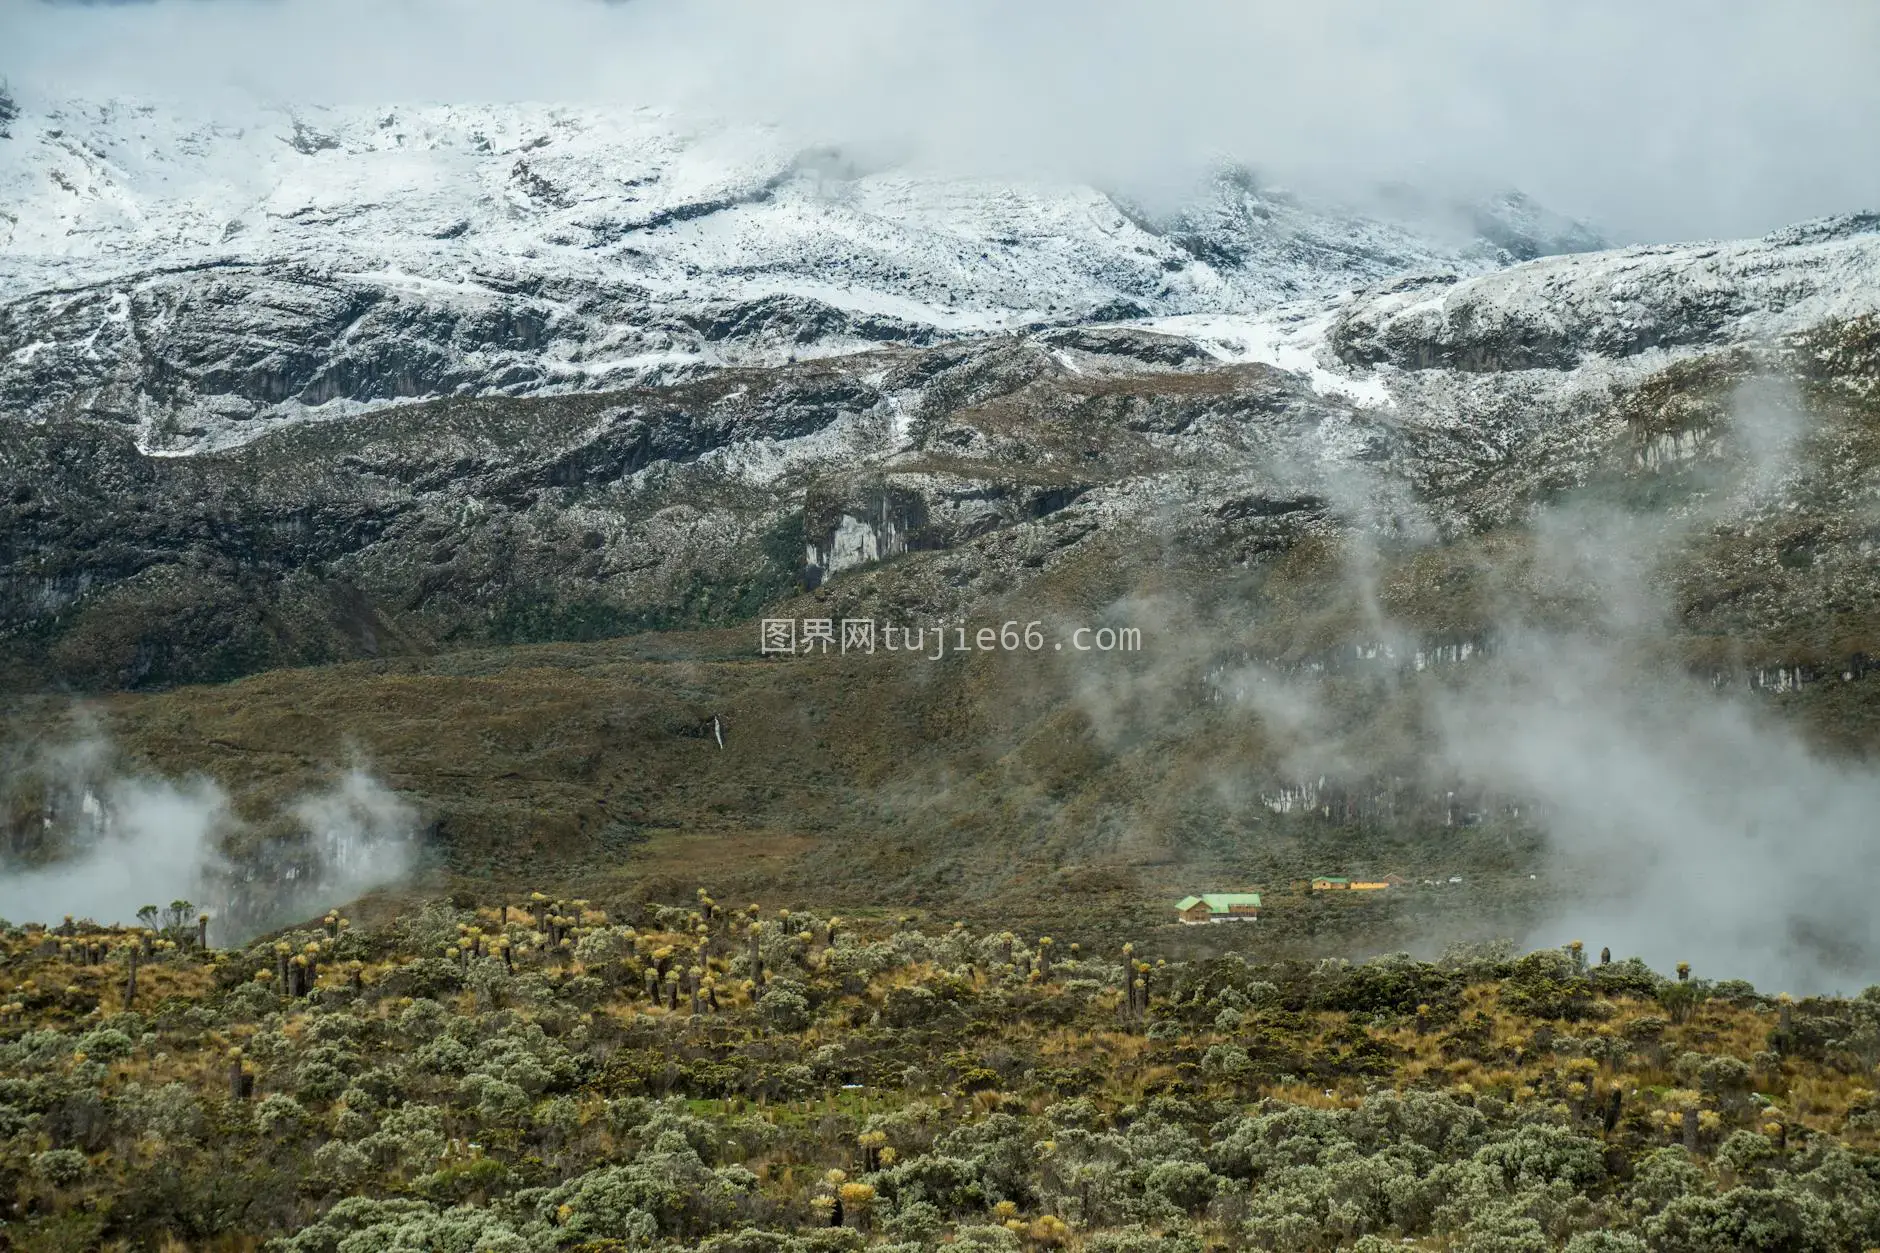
xmin=1176 ymin=893 xmax=1262 ymax=924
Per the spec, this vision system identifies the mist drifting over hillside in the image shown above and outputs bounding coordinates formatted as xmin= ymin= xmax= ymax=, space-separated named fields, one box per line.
xmin=0 ymin=725 xmax=418 ymax=943
xmin=3 ymin=0 xmax=1879 ymax=999
xmin=1139 ymin=364 xmax=1880 ymax=995
xmin=1424 ymin=377 xmax=1880 ymax=995
xmin=9 ymin=0 xmax=1880 ymax=242
xmin=14 ymin=10 xmax=1880 ymax=1250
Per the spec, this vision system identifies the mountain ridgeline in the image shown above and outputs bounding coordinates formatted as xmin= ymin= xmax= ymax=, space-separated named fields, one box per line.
xmin=5 ymin=97 xmax=1880 ymax=984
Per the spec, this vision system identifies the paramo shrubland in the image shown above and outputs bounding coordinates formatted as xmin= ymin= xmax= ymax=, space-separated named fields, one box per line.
xmin=2 ymin=900 xmax=1880 ymax=1249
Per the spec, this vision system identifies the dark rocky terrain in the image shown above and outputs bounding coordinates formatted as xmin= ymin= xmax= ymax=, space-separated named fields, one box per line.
xmin=5 ymin=94 xmax=1880 ymax=987
xmin=4 ymin=220 xmax=1878 ymax=698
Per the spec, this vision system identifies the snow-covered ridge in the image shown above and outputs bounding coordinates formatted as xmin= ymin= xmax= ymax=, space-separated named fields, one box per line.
xmin=0 ymin=95 xmax=1600 ymax=452
xmin=0 ymin=97 xmax=1571 ymax=312
xmin=1329 ymin=217 xmax=1880 ymax=374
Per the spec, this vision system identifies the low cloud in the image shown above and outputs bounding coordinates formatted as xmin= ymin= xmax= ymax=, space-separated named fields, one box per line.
xmin=1164 ymin=368 xmax=1880 ymax=993
xmin=0 ymin=772 xmax=232 ymax=933
xmin=8 ymin=0 xmax=1880 ymax=241
xmin=1433 ymin=627 xmax=1880 ymax=994
xmin=0 ymin=724 xmax=418 ymax=943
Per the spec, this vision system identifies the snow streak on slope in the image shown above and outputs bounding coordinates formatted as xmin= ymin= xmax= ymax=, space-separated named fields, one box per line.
xmin=0 ymin=96 xmax=1603 ymax=452
xmin=1142 ymin=305 xmax=1395 ymax=408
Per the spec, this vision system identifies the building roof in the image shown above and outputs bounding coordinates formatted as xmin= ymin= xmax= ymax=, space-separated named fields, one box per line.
xmin=1176 ymin=893 xmax=1262 ymax=910
xmin=1313 ymin=876 xmax=1351 ymax=884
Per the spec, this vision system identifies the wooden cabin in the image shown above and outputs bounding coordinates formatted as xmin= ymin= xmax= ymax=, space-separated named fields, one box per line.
xmin=1176 ymin=893 xmax=1262 ymax=924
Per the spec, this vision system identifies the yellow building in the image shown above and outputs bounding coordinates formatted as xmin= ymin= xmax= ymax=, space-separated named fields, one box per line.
xmin=1313 ymin=876 xmax=1394 ymax=892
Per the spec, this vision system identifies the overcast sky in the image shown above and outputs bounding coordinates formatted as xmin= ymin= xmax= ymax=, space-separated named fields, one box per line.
xmin=7 ymin=0 xmax=1880 ymax=242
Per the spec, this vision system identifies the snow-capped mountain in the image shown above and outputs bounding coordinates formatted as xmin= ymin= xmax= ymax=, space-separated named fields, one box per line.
xmin=7 ymin=91 xmax=1880 ymax=704
xmin=0 ymin=95 xmax=1599 ymax=452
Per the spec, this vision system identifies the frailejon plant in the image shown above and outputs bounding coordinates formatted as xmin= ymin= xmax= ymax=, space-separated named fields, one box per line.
xmin=0 ymin=896 xmax=1878 ymax=1249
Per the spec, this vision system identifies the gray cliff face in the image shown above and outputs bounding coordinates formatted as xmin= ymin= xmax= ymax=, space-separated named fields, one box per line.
xmin=0 ymin=334 xmax=1359 ymax=688
xmin=0 ymin=97 xmax=1610 ymax=455
xmin=4 ymin=214 xmax=1879 ymax=695
xmin=0 ymin=266 xmax=944 ymax=449
xmin=3 ymin=95 xmax=1878 ymax=696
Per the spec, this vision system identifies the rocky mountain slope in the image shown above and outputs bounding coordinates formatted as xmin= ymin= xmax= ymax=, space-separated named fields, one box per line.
xmin=5 ymin=209 xmax=1880 ymax=949
xmin=2 ymin=180 xmax=1876 ymax=694
xmin=7 ymin=95 xmax=1880 ymax=980
xmin=0 ymin=95 xmax=1596 ymax=453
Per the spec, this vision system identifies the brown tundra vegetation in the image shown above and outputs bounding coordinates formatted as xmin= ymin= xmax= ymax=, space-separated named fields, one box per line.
xmin=3 ymin=892 xmax=1880 ymax=1252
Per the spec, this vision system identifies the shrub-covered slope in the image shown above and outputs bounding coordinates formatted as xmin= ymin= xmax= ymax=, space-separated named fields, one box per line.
xmin=3 ymin=898 xmax=1880 ymax=1250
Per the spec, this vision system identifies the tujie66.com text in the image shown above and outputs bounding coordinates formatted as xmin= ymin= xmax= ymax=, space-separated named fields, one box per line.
xmin=759 ymin=618 xmax=1142 ymax=659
